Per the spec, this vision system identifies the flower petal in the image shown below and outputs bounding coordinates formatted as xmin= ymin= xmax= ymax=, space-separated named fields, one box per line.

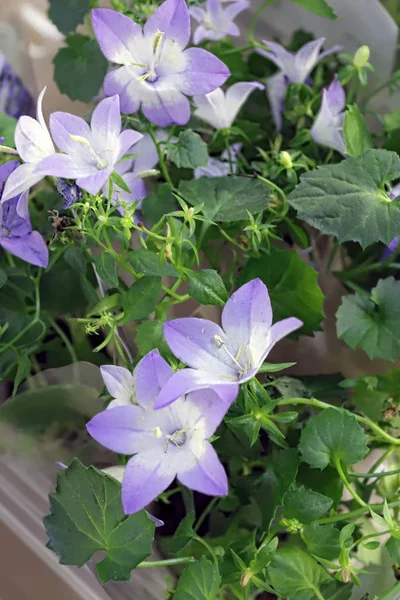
xmin=110 ymin=172 xmax=147 ymax=204
xmin=222 ymin=279 xmax=272 ymax=358
xmin=122 ymin=449 xmax=175 ymax=514
xmin=144 ymin=0 xmax=190 ymax=50
xmin=225 ymin=0 xmax=249 ymax=20
xmin=2 ymin=163 xmax=44 ymax=201
xmin=193 ymin=87 xmax=226 ymax=129
xmin=192 ymin=24 xmax=209 ymax=45
xmin=104 ymin=67 xmax=142 ymax=115
xmin=142 ymin=88 xmax=190 ymax=127
xmin=189 ymin=6 xmax=206 ymax=22
xmin=50 ymin=112 xmax=92 ymax=155
xmin=92 ymin=8 xmax=141 ymax=65
xmin=35 ymin=153 xmax=93 ymax=179
xmin=266 ymin=72 xmax=287 ymax=131
xmin=100 ymin=365 xmax=133 ymax=404
xmin=77 ymin=167 xmax=113 ymax=195
xmin=87 ymin=405 xmax=156 ymax=455
xmin=91 ymin=95 xmax=121 ymax=150
xmin=15 ymin=116 xmax=51 ymax=163
xmin=188 ymin=388 xmax=234 ymax=437
xmin=178 ymin=441 xmax=228 ymax=496
xmin=261 ymin=317 xmax=303 ymax=365
xmin=118 ymin=129 xmax=144 ymax=160
xmin=135 ymin=350 xmax=174 ymax=408
xmin=224 ymin=81 xmax=264 ymax=128
xmin=163 ymin=318 xmax=235 ymax=374
xmin=0 ymin=231 xmax=48 ymax=268
xmin=311 ymin=85 xmax=346 ymax=155
xmin=174 ymin=48 xmax=230 ymax=96
xmin=293 ymin=38 xmax=325 ymax=82
xmin=132 ymin=133 xmax=159 ymax=175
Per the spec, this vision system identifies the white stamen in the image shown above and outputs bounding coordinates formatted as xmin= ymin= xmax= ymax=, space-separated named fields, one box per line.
xmin=69 ymin=134 xmax=109 ymax=170
xmin=153 ymin=426 xmax=163 ymax=438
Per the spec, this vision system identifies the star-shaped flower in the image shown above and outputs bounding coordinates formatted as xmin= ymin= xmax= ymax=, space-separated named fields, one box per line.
xmin=190 ymin=0 xmax=249 ymax=45
xmin=155 ymin=279 xmax=302 ymax=409
xmin=92 ymin=0 xmax=230 ymax=126
xmin=311 ymin=78 xmax=346 ymax=155
xmin=88 ymin=350 xmax=229 ymax=514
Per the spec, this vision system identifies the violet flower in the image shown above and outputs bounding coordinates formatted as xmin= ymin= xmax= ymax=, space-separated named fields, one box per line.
xmin=2 ymin=88 xmax=56 ymax=202
xmin=0 ymin=161 xmax=48 ymax=268
xmin=257 ymin=38 xmax=341 ymax=130
xmin=155 ymin=279 xmax=302 ymax=409
xmin=380 ymin=184 xmax=400 ymax=260
xmin=0 ymin=51 xmax=34 ymax=118
xmin=190 ymin=0 xmax=249 ymax=45
xmin=194 ymin=143 xmax=242 ymax=178
xmin=92 ymin=0 xmax=230 ymax=127
xmin=310 ymin=78 xmax=346 ymax=155
xmin=88 ymin=350 xmax=229 ymax=514
xmin=193 ymin=82 xmax=264 ymax=130
xmin=56 ymin=179 xmax=83 ymax=209
xmin=35 ymin=95 xmax=143 ymax=196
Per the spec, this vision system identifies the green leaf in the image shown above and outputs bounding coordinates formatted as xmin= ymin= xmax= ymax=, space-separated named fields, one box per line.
xmin=142 ymin=183 xmax=177 ymax=225
xmin=0 ymin=384 xmax=101 ymax=433
xmin=386 ymin=536 xmax=400 ymax=563
xmin=252 ymin=448 xmax=300 ymax=531
xmin=297 ymin=464 xmax=344 ymax=508
xmin=64 ymin=246 xmax=87 ymax=274
xmin=268 ymin=547 xmax=331 ymax=600
xmin=167 ymin=130 xmax=209 ymax=169
xmin=320 ymin=582 xmax=353 ymax=600
xmin=383 ymin=110 xmax=400 ymax=132
xmin=0 ymin=269 xmax=8 ymax=288
xmin=110 ymin=170 xmax=131 ymax=193
xmin=89 ymin=293 xmax=121 ymax=316
xmin=288 ymin=149 xmax=400 ymax=248
xmin=44 ymin=459 xmax=155 ymax=582
xmin=179 ymin=176 xmax=270 ymax=222
xmin=351 ymin=377 xmax=387 ymax=421
xmin=94 ymin=253 xmax=119 ymax=288
xmin=288 ymin=0 xmax=337 ymax=19
xmin=302 ymin=524 xmax=341 ymax=560
xmin=336 ymin=277 xmax=400 ymax=361
xmin=163 ymin=514 xmax=196 ymax=555
xmin=174 ymin=557 xmax=221 ymax=600
xmin=12 ymin=353 xmax=32 ymax=396
xmin=121 ymin=276 xmax=161 ymax=324
xmin=240 ymin=246 xmax=324 ymax=335
xmin=135 ymin=320 xmax=172 ymax=358
xmin=299 ymin=407 xmax=369 ymax=469
xmin=0 ymin=112 xmax=17 ymax=147
xmin=283 ymin=486 xmax=332 ymax=524
xmin=128 ymin=249 xmax=178 ymax=277
xmin=49 ymin=0 xmax=92 ymax=34
xmin=54 ymin=34 xmax=108 ymax=103
xmin=344 ymin=105 xmax=373 ymax=157
xmin=188 ymin=269 xmax=228 ymax=306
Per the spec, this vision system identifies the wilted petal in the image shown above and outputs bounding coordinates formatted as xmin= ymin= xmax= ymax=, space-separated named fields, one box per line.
xmin=122 ymin=449 xmax=175 ymax=514
xmin=135 ymin=350 xmax=173 ymax=407
xmin=91 ymin=95 xmax=121 ymax=150
xmin=100 ymin=365 xmax=133 ymax=404
xmin=266 ymin=72 xmax=287 ymax=131
xmin=0 ymin=231 xmax=48 ymax=268
xmin=144 ymin=0 xmax=191 ymax=50
xmin=92 ymin=9 xmax=141 ymax=64
xmin=2 ymin=163 xmax=43 ymax=201
xmin=175 ymin=48 xmax=230 ymax=96
xmin=178 ymin=442 xmax=228 ymax=496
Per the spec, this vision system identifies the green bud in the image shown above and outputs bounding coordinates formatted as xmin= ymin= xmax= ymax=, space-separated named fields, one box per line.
xmin=353 ymin=45 xmax=370 ymax=68
xmin=280 ymin=150 xmax=293 ymax=170
xmin=98 ymin=215 xmax=107 ymax=224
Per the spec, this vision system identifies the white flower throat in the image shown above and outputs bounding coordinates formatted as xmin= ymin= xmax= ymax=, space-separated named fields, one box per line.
xmin=69 ymin=134 xmax=109 ymax=171
xmin=214 ymin=335 xmax=253 ymax=379
xmin=135 ymin=30 xmax=166 ymax=83
xmin=152 ymin=424 xmax=190 ymax=453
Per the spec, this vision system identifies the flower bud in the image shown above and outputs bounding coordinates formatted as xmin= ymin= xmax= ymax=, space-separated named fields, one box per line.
xmin=240 ymin=571 xmax=252 ymax=587
xmin=280 ymin=150 xmax=293 ymax=170
xmin=353 ymin=46 xmax=370 ymax=68
xmin=98 ymin=215 xmax=107 ymax=223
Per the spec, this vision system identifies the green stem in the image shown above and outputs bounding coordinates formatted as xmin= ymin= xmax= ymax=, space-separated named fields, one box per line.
xmin=49 ymin=317 xmax=78 ymax=364
xmin=161 ymin=284 xmax=189 ymax=303
xmin=380 ymin=580 xmax=400 ymax=600
xmin=349 ymin=467 xmax=400 ymax=479
xmin=194 ymin=497 xmax=219 ymax=533
xmin=334 ymin=458 xmax=367 ymax=507
xmin=149 ymin=129 xmax=173 ymax=187
xmin=248 ymin=0 xmax=276 ymax=44
xmin=137 ymin=557 xmax=194 ymax=568
xmin=315 ymin=500 xmax=400 ymax=525
xmin=352 ymin=529 xmax=391 ymax=549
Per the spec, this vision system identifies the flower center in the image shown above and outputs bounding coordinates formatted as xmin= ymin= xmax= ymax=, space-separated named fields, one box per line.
xmin=152 ymin=425 xmax=189 ymax=452
xmin=136 ymin=30 xmax=165 ymax=84
xmin=213 ymin=335 xmax=252 ymax=379
xmin=69 ymin=134 xmax=109 ymax=170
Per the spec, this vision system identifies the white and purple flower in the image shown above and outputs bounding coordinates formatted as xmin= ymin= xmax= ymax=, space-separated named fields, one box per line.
xmin=257 ymin=38 xmax=341 ymax=130
xmin=2 ymin=88 xmax=56 ymax=202
xmin=35 ymin=95 xmax=143 ymax=196
xmin=190 ymin=0 xmax=249 ymax=45
xmin=92 ymin=0 xmax=230 ymax=127
xmin=87 ymin=350 xmax=229 ymax=515
xmin=194 ymin=143 xmax=242 ymax=178
xmin=155 ymin=279 xmax=302 ymax=409
xmin=311 ymin=78 xmax=346 ymax=155
xmin=0 ymin=161 xmax=48 ymax=268
xmin=193 ymin=82 xmax=264 ymax=130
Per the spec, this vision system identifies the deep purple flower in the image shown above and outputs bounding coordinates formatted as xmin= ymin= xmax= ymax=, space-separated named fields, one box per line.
xmin=35 ymin=95 xmax=143 ymax=196
xmin=257 ymin=38 xmax=341 ymax=130
xmin=2 ymin=88 xmax=56 ymax=202
xmin=193 ymin=82 xmax=264 ymax=130
xmin=87 ymin=350 xmax=229 ymax=514
xmin=190 ymin=0 xmax=249 ymax=45
xmin=0 ymin=51 xmax=34 ymax=119
xmin=56 ymin=179 xmax=83 ymax=209
xmin=0 ymin=161 xmax=48 ymax=268
xmin=92 ymin=0 xmax=230 ymax=127
xmin=155 ymin=279 xmax=302 ymax=409
xmin=311 ymin=78 xmax=346 ymax=155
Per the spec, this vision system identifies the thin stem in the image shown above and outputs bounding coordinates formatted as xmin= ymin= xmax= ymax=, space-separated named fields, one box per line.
xmin=137 ymin=557 xmax=194 ymax=568
xmin=349 ymin=467 xmax=400 ymax=479
xmin=334 ymin=458 xmax=367 ymax=507
xmin=149 ymin=129 xmax=173 ymax=187
xmin=161 ymin=284 xmax=189 ymax=303
xmin=194 ymin=497 xmax=218 ymax=533
xmin=248 ymin=0 xmax=276 ymax=44
xmin=352 ymin=529 xmax=391 ymax=549
xmin=49 ymin=317 xmax=78 ymax=364
xmin=315 ymin=500 xmax=400 ymax=525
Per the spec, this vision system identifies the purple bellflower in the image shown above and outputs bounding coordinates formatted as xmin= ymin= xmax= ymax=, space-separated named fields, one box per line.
xmin=155 ymin=279 xmax=303 ymax=409
xmin=257 ymin=38 xmax=340 ymax=130
xmin=35 ymin=95 xmax=143 ymax=196
xmin=0 ymin=161 xmax=48 ymax=268
xmin=310 ymin=78 xmax=346 ymax=155
xmin=380 ymin=184 xmax=400 ymax=260
xmin=190 ymin=0 xmax=249 ymax=45
xmin=2 ymin=88 xmax=56 ymax=202
xmin=0 ymin=51 xmax=34 ymax=119
xmin=193 ymin=82 xmax=264 ymax=130
xmin=92 ymin=0 xmax=230 ymax=127
xmin=194 ymin=143 xmax=242 ymax=178
xmin=88 ymin=350 xmax=229 ymax=514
